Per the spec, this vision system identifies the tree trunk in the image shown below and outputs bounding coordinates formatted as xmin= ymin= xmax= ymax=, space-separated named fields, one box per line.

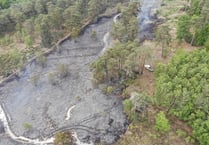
xmin=167 ymin=97 xmax=176 ymax=114
xmin=140 ymin=56 xmax=145 ymax=75
xmin=104 ymin=60 xmax=109 ymax=83
xmin=190 ymin=33 xmax=195 ymax=45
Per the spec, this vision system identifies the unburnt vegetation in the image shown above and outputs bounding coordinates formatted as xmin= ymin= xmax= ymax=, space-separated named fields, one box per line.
xmin=54 ymin=131 xmax=73 ymax=145
xmin=92 ymin=0 xmax=209 ymax=145
xmin=1 ymin=0 xmax=209 ymax=144
xmin=91 ymin=2 xmax=147 ymax=87
xmin=155 ymin=49 xmax=209 ymax=145
xmin=0 ymin=0 xmax=128 ymax=77
xmin=177 ymin=0 xmax=209 ymax=46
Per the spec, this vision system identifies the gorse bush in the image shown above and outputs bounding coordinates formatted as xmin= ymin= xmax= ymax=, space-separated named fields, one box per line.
xmin=123 ymin=92 xmax=148 ymax=123
xmin=123 ymin=99 xmax=136 ymax=121
xmin=54 ymin=131 xmax=73 ymax=145
xmin=155 ymin=111 xmax=170 ymax=133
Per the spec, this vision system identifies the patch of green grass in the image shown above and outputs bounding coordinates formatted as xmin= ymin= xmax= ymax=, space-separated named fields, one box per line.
xmin=22 ymin=123 xmax=32 ymax=130
xmin=176 ymin=129 xmax=187 ymax=138
xmin=185 ymin=136 xmax=195 ymax=144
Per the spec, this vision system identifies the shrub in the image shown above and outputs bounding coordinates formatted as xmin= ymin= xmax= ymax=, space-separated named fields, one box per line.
xmin=204 ymin=37 xmax=209 ymax=51
xmin=90 ymin=30 xmax=97 ymax=40
xmin=91 ymin=79 xmax=99 ymax=89
xmin=54 ymin=131 xmax=73 ymax=145
xmin=37 ymin=53 xmax=47 ymax=67
xmin=123 ymin=99 xmax=133 ymax=115
xmin=155 ymin=111 xmax=170 ymax=133
xmin=162 ymin=47 xmax=170 ymax=58
xmin=0 ymin=34 xmax=13 ymax=46
xmin=185 ymin=136 xmax=195 ymax=144
xmin=176 ymin=129 xmax=187 ymax=137
xmin=57 ymin=64 xmax=69 ymax=78
xmin=22 ymin=123 xmax=32 ymax=130
xmin=130 ymin=92 xmax=148 ymax=114
xmin=116 ymin=3 xmax=122 ymax=13
xmin=101 ymin=85 xmax=114 ymax=95
xmin=106 ymin=86 xmax=114 ymax=94
xmin=48 ymin=72 xmax=57 ymax=85
xmin=123 ymin=99 xmax=138 ymax=122
xmin=122 ymin=89 xmax=129 ymax=98
xmin=71 ymin=27 xmax=80 ymax=38
xmin=75 ymin=96 xmax=81 ymax=101
xmin=0 ymin=49 xmax=23 ymax=76
xmin=30 ymin=75 xmax=39 ymax=86
xmin=24 ymin=35 xmax=33 ymax=48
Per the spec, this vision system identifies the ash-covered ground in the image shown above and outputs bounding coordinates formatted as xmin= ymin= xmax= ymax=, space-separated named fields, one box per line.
xmin=0 ymin=18 xmax=128 ymax=145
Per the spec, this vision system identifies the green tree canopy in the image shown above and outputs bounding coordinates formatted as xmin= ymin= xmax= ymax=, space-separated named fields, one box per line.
xmin=177 ymin=0 xmax=209 ymax=46
xmin=155 ymin=49 xmax=209 ymax=145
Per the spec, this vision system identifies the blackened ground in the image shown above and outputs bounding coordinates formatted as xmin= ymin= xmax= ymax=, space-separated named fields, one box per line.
xmin=138 ymin=0 xmax=162 ymax=41
xmin=0 ymin=18 xmax=128 ymax=145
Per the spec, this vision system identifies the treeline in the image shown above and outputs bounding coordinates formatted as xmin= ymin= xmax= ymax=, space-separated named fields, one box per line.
xmin=91 ymin=40 xmax=150 ymax=83
xmin=155 ymin=49 xmax=209 ymax=145
xmin=111 ymin=2 xmax=139 ymax=42
xmin=0 ymin=0 xmax=128 ymax=77
xmin=177 ymin=0 xmax=209 ymax=46
xmin=0 ymin=0 xmax=127 ymax=48
xmin=91 ymin=2 xmax=145 ymax=86
xmin=0 ymin=0 xmax=22 ymax=9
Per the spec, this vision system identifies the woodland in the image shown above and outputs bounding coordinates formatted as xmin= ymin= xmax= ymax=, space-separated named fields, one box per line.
xmin=0 ymin=0 xmax=209 ymax=145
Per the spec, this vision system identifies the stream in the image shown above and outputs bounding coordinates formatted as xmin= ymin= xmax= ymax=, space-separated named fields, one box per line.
xmin=0 ymin=0 xmax=161 ymax=144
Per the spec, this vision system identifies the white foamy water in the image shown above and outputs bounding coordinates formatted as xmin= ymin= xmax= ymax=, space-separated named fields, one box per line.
xmin=100 ymin=32 xmax=110 ymax=55
xmin=100 ymin=14 xmax=121 ymax=56
xmin=113 ymin=13 xmax=121 ymax=23
xmin=0 ymin=104 xmax=54 ymax=145
xmin=65 ymin=105 xmax=76 ymax=120
xmin=0 ymin=104 xmax=94 ymax=145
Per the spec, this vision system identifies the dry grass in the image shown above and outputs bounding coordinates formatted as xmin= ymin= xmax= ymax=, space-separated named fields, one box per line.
xmin=125 ymin=70 xmax=154 ymax=96
xmin=158 ymin=0 xmax=199 ymax=52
